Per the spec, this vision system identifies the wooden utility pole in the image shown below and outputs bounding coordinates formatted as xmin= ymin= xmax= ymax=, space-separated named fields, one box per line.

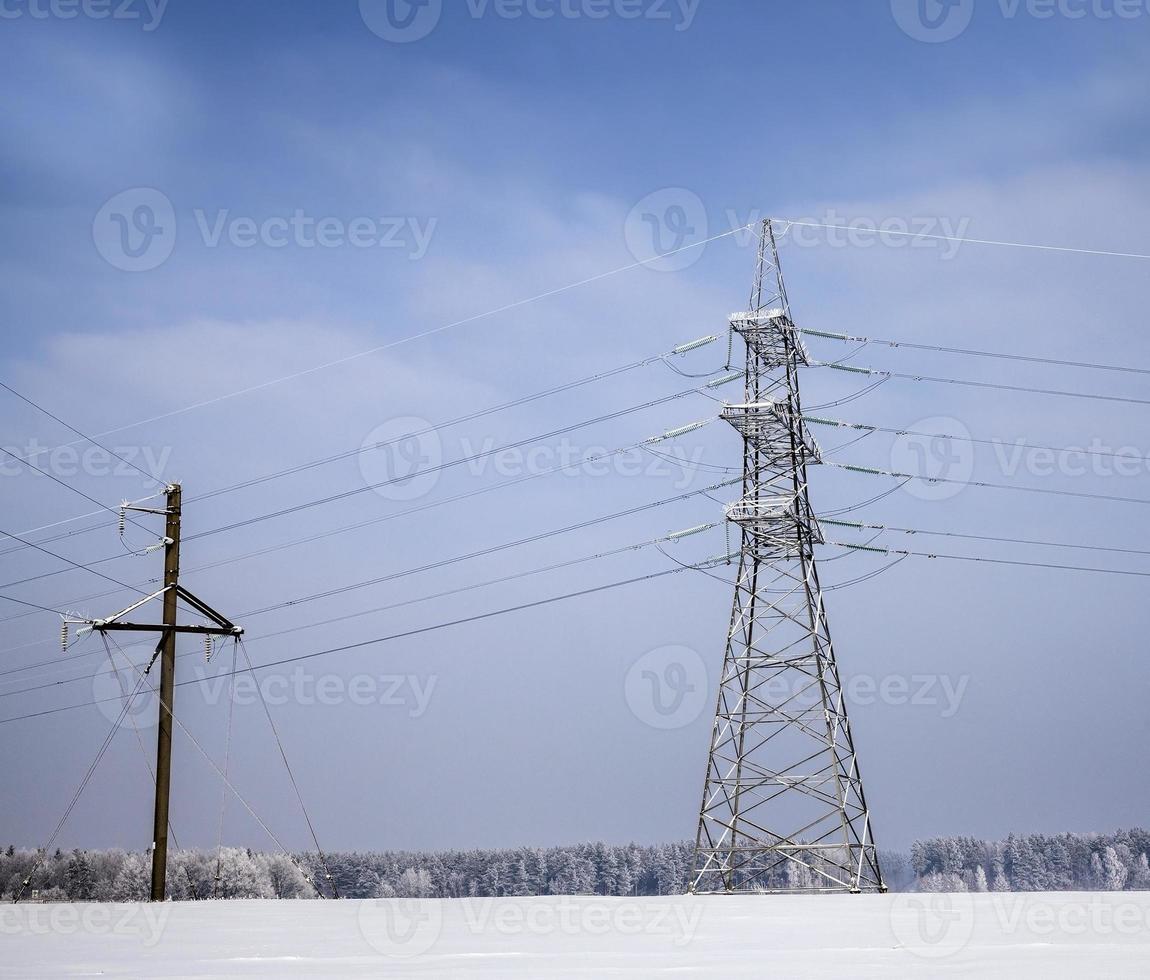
xmin=76 ymin=482 xmax=243 ymax=901
xmin=151 ymin=483 xmax=181 ymax=902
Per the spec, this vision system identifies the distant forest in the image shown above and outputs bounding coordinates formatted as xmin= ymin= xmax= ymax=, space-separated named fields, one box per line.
xmin=4 ymin=830 xmax=1148 ymax=901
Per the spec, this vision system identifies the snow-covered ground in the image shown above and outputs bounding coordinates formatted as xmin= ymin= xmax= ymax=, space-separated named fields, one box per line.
xmin=4 ymin=892 xmax=1150 ymax=977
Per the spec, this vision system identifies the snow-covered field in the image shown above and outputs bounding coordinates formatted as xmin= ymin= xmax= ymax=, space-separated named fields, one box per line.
xmin=4 ymin=892 xmax=1150 ymax=977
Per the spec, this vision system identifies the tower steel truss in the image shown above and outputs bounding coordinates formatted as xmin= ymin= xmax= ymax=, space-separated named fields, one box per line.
xmin=690 ymin=220 xmax=885 ymax=895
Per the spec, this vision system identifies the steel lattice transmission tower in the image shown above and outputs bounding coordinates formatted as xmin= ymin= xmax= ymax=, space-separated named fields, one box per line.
xmin=689 ymin=220 xmax=885 ymax=895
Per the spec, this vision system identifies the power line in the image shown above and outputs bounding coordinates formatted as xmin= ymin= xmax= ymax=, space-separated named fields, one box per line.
xmin=0 ymin=391 xmax=723 ymax=610
xmin=804 ymin=415 xmax=1150 ymax=469
xmin=0 ymin=447 xmax=155 ymax=539
xmin=0 ymin=509 xmax=118 ymax=558
xmin=821 ymin=518 xmax=1150 ymax=559
xmin=816 ymin=360 xmax=1150 ymax=407
xmin=773 ymin=217 xmax=1150 ymax=261
xmin=0 ymin=411 xmax=724 ymax=633
xmin=13 ymin=667 xmax=149 ymax=902
xmin=0 ymin=524 xmax=207 ymax=625
xmin=0 ymin=592 xmax=71 ymax=616
xmin=102 ymin=633 xmax=309 ymax=878
xmin=0 ymin=338 xmax=720 ymax=552
xmin=0 ymin=564 xmax=696 ymax=726
xmin=185 ymin=386 xmax=721 ymax=543
xmin=26 ymin=224 xmax=756 ymax=454
xmin=35 ymin=530 xmax=717 ymax=706
xmin=0 ymin=525 xmax=161 ymax=607
xmin=826 ymin=459 xmax=1150 ymax=506
xmin=235 ymin=639 xmax=338 ymax=899
xmin=798 ymin=327 xmax=1150 ymax=377
xmin=0 ymin=480 xmax=736 ymax=685
xmin=0 ymin=380 xmax=164 ymax=488
xmin=829 ymin=540 xmax=1150 ymax=580
xmin=187 ymin=336 xmax=720 ymax=505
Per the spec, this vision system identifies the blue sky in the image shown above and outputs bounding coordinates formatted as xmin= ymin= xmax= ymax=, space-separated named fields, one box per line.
xmin=1 ymin=1 xmax=1149 ymax=857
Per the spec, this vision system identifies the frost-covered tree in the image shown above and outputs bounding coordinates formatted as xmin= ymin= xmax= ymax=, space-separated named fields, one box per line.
xmin=973 ymin=866 xmax=988 ymax=893
xmin=214 ymin=848 xmax=273 ymax=899
xmin=786 ymin=860 xmax=813 ymax=890
xmin=919 ymin=872 xmax=967 ymax=893
xmin=396 ymin=867 xmax=435 ymax=899
xmin=991 ymin=860 xmax=1010 ymax=892
xmin=110 ymin=853 xmax=150 ymax=902
xmin=1132 ymin=853 xmax=1150 ymax=891
xmin=1093 ymin=847 xmax=1128 ymax=892
xmin=259 ymin=854 xmax=313 ymax=899
xmin=65 ymin=850 xmax=95 ymax=901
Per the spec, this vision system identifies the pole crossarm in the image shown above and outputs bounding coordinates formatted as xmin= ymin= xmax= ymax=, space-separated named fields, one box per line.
xmin=75 ymin=584 xmax=243 ymax=637
xmin=90 ymin=623 xmax=243 ymax=636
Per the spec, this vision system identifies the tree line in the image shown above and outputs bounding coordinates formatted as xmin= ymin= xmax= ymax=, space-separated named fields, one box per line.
xmin=3 ymin=829 xmax=1147 ymax=901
